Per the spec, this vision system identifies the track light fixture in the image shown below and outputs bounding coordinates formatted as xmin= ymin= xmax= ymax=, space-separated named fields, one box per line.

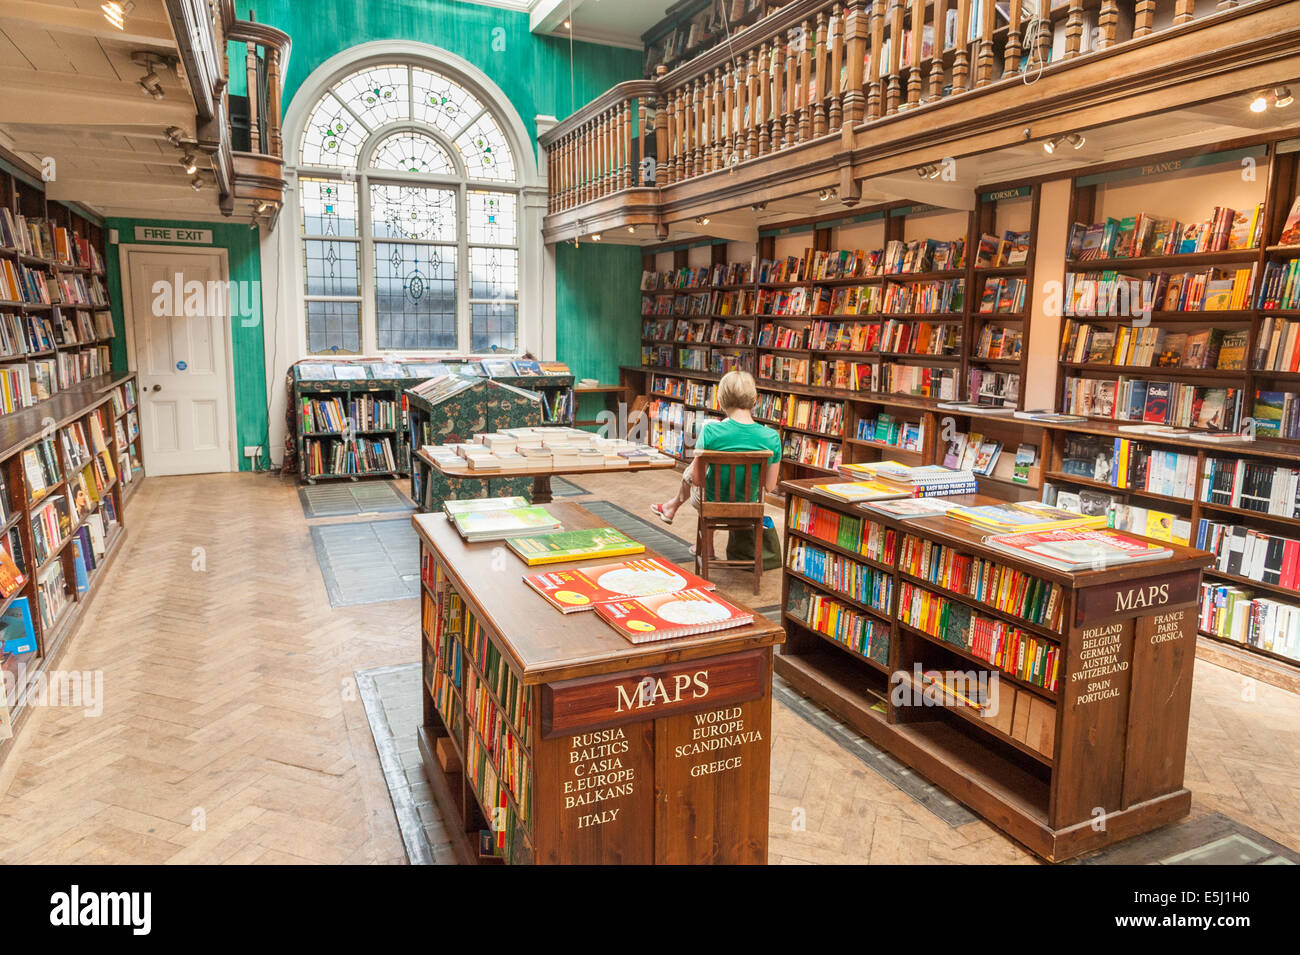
xmin=1276 ymin=87 xmax=1294 ymax=108
xmin=750 ymin=201 xmax=767 ymax=211
xmin=165 ymin=126 xmax=186 ymax=146
xmin=1042 ymin=133 xmax=1085 ymax=154
xmin=1249 ymin=93 xmax=1269 ymax=113
xmin=818 ymin=188 xmax=837 ymax=201
xmin=132 ymin=52 xmax=170 ymax=101
xmin=179 ymin=153 xmax=198 ymax=175
xmin=102 ymin=1 xmax=134 ymax=30
xmin=627 ymin=225 xmax=635 ymax=233
xmin=591 ymin=233 xmax=601 ymax=241
xmin=916 ymin=163 xmax=943 ymax=180
xmin=695 ymin=216 xmax=710 ymax=226
xmin=256 ymin=201 xmax=271 ymax=215
xmin=191 ymin=175 xmax=204 ymax=192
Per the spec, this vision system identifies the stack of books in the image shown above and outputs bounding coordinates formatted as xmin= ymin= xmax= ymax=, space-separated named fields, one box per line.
xmin=984 ymin=528 xmax=1173 ymax=572
xmin=843 ymin=461 xmax=978 ymax=497
xmin=945 ymin=501 xmax=1104 ymax=534
xmin=444 ymin=497 xmax=562 ymax=542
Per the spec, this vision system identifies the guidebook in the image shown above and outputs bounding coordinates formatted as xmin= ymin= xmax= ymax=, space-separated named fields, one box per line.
xmin=507 ymin=527 xmax=645 ymax=565
xmin=813 ymin=480 xmax=910 ymax=503
xmin=984 ymin=528 xmax=1172 ymax=572
xmin=450 ymin=505 xmax=561 ymax=542
xmin=594 ymin=588 xmax=752 ymax=644
xmin=524 ymin=557 xmax=714 ymax=613
xmin=945 ymin=501 xmax=1106 ymax=533
xmin=443 ymin=496 xmax=529 ymax=517
xmin=861 ymin=498 xmax=957 ymax=519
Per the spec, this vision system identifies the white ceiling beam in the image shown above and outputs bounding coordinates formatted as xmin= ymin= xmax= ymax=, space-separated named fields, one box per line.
xmin=861 ymin=175 xmax=977 ymax=211
xmin=0 ymin=0 xmax=177 ymax=49
xmin=0 ymin=89 xmax=192 ymax=127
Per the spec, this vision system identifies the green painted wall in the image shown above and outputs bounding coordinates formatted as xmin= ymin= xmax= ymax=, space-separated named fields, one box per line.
xmin=105 ymin=219 xmax=269 ymax=471
xmin=556 ymin=242 xmax=642 ymax=422
xmin=238 ymin=0 xmax=640 ymax=142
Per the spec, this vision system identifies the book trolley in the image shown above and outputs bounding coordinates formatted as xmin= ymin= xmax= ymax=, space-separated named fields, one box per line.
xmin=414 ymin=501 xmax=783 ymax=864
xmin=777 ymin=478 xmax=1212 ymax=861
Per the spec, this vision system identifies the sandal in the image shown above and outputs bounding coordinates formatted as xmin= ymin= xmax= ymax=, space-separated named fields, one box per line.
xmin=650 ymin=503 xmax=674 ymax=524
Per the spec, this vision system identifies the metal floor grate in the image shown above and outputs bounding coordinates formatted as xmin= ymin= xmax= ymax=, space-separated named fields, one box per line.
xmin=299 ymin=481 xmax=412 ymax=519
xmin=548 ymin=477 xmax=589 ymax=497
xmin=579 ymin=500 xmax=694 ymax=564
xmin=310 ymin=518 xmax=420 ymax=607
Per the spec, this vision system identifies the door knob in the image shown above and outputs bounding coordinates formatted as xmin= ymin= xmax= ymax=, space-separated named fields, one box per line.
xmin=151 ymin=384 xmax=162 ymax=392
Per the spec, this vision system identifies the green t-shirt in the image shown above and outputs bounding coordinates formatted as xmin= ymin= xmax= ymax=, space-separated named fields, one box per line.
xmin=695 ymin=417 xmax=782 ymax=501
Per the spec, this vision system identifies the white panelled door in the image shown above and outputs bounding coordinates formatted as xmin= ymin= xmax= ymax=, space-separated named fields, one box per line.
xmin=124 ymin=249 xmax=234 ymax=475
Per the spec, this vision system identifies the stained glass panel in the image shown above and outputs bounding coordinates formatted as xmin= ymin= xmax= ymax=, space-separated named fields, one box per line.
xmin=410 ymin=67 xmax=483 ymax=137
xmin=306 ymin=300 xmax=362 ymax=354
xmin=304 ymin=240 xmax=360 ymax=297
xmin=369 ymin=130 xmax=456 ymax=175
xmin=454 ymin=114 xmax=515 ymax=182
xmin=471 ymin=303 xmax=517 ymax=353
xmin=467 ymin=191 xmax=516 ymax=245
xmin=300 ymin=93 xmax=369 ymax=167
xmin=330 ymin=65 xmax=410 ymax=130
xmin=300 ymin=178 xmax=357 ymax=236
xmin=369 ymin=184 xmax=457 ymax=241
xmin=469 ymin=247 xmax=518 ymax=300
xmin=374 ymin=242 xmax=457 ymax=349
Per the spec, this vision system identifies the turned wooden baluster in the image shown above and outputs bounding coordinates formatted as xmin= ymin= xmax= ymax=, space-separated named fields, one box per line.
xmin=746 ymin=48 xmax=759 ymax=159
xmin=863 ymin=0 xmax=882 ymax=120
xmin=714 ymin=66 xmax=726 ymax=169
xmin=1004 ymin=0 xmax=1023 ymax=76
xmin=795 ymin=19 xmax=806 ymax=141
xmin=885 ymin=0 xmax=903 ymax=114
xmin=951 ymin=0 xmax=971 ymax=93
xmin=654 ymin=94 xmax=669 ymax=186
xmin=785 ymin=27 xmax=799 ymax=146
xmin=635 ymin=98 xmax=646 ymax=187
xmin=701 ymin=72 xmax=714 ymax=174
xmin=976 ymin=0 xmax=996 ymax=86
xmin=675 ymin=86 xmax=687 ymax=182
xmin=929 ymin=0 xmax=947 ymax=101
xmin=267 ymin=44 xmax=284 ymax=158
xmin=1133 ymin=0 xmax=1156 ymax=37
xmin=599 ymin=111 xmax=608 ymax=196
xmin=813 ymin=12 xmax=828 ymax=137
xmin=1064 ymin=0 xmax=1084 ymax=58
xmin=828 ymin=6 xmax=844 ymax=131
xmin=586 ymin=119 xmax=596 ymax=202
xmin=691 ymin=78 xmax=704 ymax=177
xmin=624 ymin=99 xmax=634 ymax=189
xmin=771 ymin=39 xmax=786 ymax=150
xmin=558 ymin=135 xmax=567 ymax=209
xmin=574 ymin=124 xmax=583 ymax=205
xmin=1098 ymin=0 xmax=1119 ymax=49
xmin=906 ymin=0 xmax=924 ymax=109
xmin=758 ymin=44 xmax=771 ymax=155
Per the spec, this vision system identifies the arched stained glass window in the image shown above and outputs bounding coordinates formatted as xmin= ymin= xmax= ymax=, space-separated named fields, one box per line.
xmin=297 ymin=61 xmax=520 ymax=355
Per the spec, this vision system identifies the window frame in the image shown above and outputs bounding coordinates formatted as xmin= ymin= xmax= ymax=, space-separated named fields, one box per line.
xmin=294 ymin=63 xmax=525 ymax=357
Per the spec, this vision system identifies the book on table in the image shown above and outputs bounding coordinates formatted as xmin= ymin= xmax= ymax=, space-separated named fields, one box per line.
xmin=945 ymin=501 xmax=1107 ymax=533
xmin=507 ymin=527 xmax=646 ymax=565
xmin=594 ymin=588 xmax=753 ymax=643
xmin=524 ymin=557 xmax=715 ymax=613
xmin=984 ymin=527 xmax=1173 ymax=572
xmin=812 ymin=480 xmax=910 ymax=503
xmin=861 ymin=497 xmax=958 ymax=519
xmin=449 ymin=505 xmax=562 ymax=542
xmin=443 ymin=496 xmax=529 ymax=517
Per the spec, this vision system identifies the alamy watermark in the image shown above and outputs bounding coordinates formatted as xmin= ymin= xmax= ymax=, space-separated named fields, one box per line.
xmin=151 ymin=274 xmax=261 ymax=327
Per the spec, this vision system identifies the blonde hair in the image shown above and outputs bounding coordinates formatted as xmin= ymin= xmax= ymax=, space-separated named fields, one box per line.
xmin=717 ymin=370 xmax=758 ymax=413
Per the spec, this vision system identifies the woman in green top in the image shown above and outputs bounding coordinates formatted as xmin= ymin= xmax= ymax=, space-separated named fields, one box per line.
xmin=650 ymin=370 xmax=782 ymax=540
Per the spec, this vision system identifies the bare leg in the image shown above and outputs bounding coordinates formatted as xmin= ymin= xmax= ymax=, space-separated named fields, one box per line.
xmin=659 ymin=477 xmax=692 ymax=522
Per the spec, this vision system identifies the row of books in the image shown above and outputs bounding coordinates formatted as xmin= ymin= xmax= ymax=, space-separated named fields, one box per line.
xmin=966 ymin=368 xmax=1020 ymax=407
xmin=303 ymin=436 xmax=398 ymax=476
xmin=897 ymin=581 xmax=1062 ymax=692
xmin=758 ymin=238 xmax=967 ymax=283
xmin=639 ymin=262 xmax=753 ymax=291
xmin=972 ymin=324 xmax=1023 ymax=360
xmin=36 ymin=561 xmax=69 ymax=631
xmin=1048 ymin=483 xmax=1192 ymax=546
xmin=974 ymin=231 xmax=1031 ymax=268
xmin=1068 ymin=203 xmax=1263 ymax=260
xmin=30 ymin=494 xmax=71 ymax=565
xmin=786 ymin=495 xmax=898 ymax=564
xmin=1257 ymin=257 xmax=1300 ymax=310
xmin=787 ymin=540 xmax=893 ymax=613
xmin=641 ymin=317 xmax=754 ymax=345
xmin=785 ymin=578 xmax=891 ymax=668
xmin=1201 ymin=457 xmax=1300 ymax=519
xmin=856 ymin=413 xmax=924 ymax=452
xmin=940 ymin=431 xmax=1004 ymax=477
xmin=1199 ymin=583 xmax=1300 ymax=662
xmin=1198 ymin=519 xmax=1300 ymax=592
xmin=898 ymin=534 xmax=1066 ymax=631
xmin=976 ymin=277 xmax=1027 ymax=314
xmin=640 ymin=289 xmax=755 ymax=317
xmin=1253 ymin=316 xmax=1300 ymax=373
xmin=752 ymin=278 xmax=965 ymax=317
xmin=783 ymin=432 xmax=841 ymax=470
xmin=782 ymin=398 xmax=844 ymax=435
xmin=0 ymin=211 xmax=104 ymax=270
xmin=1061 ymin=433 xmax=1199 ymax=498
xmin=1064 ymin=267 xmax=1256 ymax=317
xmin=1060 ymin=323 xmax=1247 ymax=370
xmin=1060 ymin=377 xmax=1244 ymax=430
xmin=298 ymin=395 xmax=400 ymax=434
xmin=297 ymin=358 xmax=570 ymax=382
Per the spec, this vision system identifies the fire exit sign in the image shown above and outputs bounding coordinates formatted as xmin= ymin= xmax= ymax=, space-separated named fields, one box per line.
xmin=134 ymin=226 xmax=213 ymax=244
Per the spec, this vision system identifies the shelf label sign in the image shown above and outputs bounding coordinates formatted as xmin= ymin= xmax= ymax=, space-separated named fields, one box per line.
xmin=541 ymin=649 xmax=765 ymax=738
xmin=980 ymin=185 xmax=1032 ymax=202
xmin=1076 ymin=145 xmax=1267 ymax=187
xmin=134 ymin=226 xmax=213 ymax=245
xmin=1073 ymin=570 xmax=1201 ymax=626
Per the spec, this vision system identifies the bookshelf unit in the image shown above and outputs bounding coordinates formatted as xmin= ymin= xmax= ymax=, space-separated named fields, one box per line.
xmin=0 ymin=371 xmax=141 ymax=737
xmin=414 ymin=501 xmax=783 ymax=864
xmin=777 ymin=478 xmax=1211 ymax=861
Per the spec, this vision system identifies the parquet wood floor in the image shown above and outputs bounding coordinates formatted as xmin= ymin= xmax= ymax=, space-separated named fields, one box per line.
xmin=0 ymin=470 xmax=1293 ymax=864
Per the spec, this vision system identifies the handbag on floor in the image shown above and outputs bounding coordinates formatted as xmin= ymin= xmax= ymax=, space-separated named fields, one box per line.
xmin=724 ymin=518 xmax=781 ymax=570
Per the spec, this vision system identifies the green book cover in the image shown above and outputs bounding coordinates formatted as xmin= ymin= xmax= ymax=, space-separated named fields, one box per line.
xmin=506 ymin=526 xmax=645 ymax=565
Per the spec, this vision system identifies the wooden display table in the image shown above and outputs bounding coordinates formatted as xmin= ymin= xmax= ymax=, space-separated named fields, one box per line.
xmin=777 ymin=479 xmax=1212 ymax=862
xmin=417 ymin=446 xmax=677 ymax=504
xmin=574 ymin=383 xmax=632 ymax=428
xmin=414 ymin=501 xmax=785 ymax=864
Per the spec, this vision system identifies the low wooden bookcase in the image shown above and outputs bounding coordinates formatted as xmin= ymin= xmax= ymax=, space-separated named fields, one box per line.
xmin=413 ymin=501 xmax=783 ymax=864
xmin=775 ymin=478 xmax=1211 ymax=862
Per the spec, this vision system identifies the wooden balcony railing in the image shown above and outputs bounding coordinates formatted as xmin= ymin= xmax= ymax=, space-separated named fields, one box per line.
xmin=540 ymin=0 xmax=1295 ymax=221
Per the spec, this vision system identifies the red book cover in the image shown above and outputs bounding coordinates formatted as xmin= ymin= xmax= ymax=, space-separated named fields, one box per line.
xmin=1280 ymin=539 xmax=1300 ymax=592
xmin=523 ymin=557 xmax=715 ymax=613
xmin=0 ymin=544 xmax=25 ymax=599
xmin=594 ymin=588 xmax=753 ymax=644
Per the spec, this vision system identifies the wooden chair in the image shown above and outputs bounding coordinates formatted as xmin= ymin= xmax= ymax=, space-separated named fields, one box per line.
xmin=692 ymin=450 xmax=771 ymax=594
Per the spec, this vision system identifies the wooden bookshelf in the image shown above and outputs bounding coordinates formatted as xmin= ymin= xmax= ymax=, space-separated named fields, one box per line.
xmin=777 ymin=478 xmax=1211 ymax=861
xmin=414 ymin=500 xmax=783 ymax=864
xmin=0 ymin=372 xmax=142 ymax=739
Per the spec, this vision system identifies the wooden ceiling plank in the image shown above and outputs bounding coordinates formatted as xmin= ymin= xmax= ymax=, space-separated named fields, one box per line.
xmin=0 ymin=0 xmax=176 ymax=49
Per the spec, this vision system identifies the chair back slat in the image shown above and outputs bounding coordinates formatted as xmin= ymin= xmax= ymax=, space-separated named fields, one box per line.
xmin=694 ymin=450 xmax=771 ymax=506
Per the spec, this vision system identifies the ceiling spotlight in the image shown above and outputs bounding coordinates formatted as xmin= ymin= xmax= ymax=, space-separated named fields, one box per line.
xmin=562 ymin=19 xmax=571 ymax=29
xmin=591 ymin=233 xmax=601 ymax=241
xmin=1066 ymin=133 xmax=1086 ymax=150
xmin=750 ymin=201 xmax=767 ymax=211
xmin=627 ymin=225 xmax=635 ymax=233
xmin=132 ymin=53 xmax=170 ymax=100
xmin=256 ymin=201 xmax=271 ymax=214
xmin=1275 ymin=87 xmax=1294 ymax=108
xmin=818 ymin=189 xmax=830 ymax=201
xmin=695 ymin=216 xmax=710 ymax=225
xmin=191 ymin=175 xmax=204 ymax=191
xmin=165 ymin=126 xmax=185 ymax=146
xmin=179 ymin=153 xmax=198 ymax=175
xmin=1249 ymin=94 xmax=1269 ymax=113
xmin=102 ymin=1 xmax=134 ymax=29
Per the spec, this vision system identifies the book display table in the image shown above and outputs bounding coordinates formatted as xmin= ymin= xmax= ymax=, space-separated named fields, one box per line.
xmin=417 ymin=447 xmax=677 ymax=505
xmin=777 ymin=478 xmax=1212 ymax=861
xmin=414 ymin=501 xmax=784 ymax=864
